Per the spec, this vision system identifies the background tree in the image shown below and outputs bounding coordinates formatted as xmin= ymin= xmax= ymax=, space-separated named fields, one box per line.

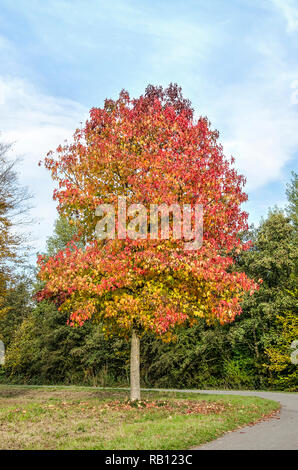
xmin=38 ymin=84 xmax=257 ymax=400
xmin=46 ymin=216 xmax=82 ymax=256
xmin=286 ymin=171 xmax=297 ymax=230
xmin=0 ymin=141 xmax=32 ymax=273
xmin=0 ymin=140 xmax=32 ymax=352
xmin=226 ymin=208 xmax=297 ymax=389
xmin=263 ymin=173 xmax=298 ymax=390
xmin=264 ymin=289 xmax=297 ymax=391
xmin=0 ymin=276 xmax=33 ymax=349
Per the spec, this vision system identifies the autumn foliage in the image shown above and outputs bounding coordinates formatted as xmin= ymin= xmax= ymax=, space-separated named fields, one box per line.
xmin=37 ymin=84 xmax=258 ymax=340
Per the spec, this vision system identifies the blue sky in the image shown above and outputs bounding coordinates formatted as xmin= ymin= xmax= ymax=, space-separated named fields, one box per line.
xmin=0 ymin=0 xmax=297 ymax=256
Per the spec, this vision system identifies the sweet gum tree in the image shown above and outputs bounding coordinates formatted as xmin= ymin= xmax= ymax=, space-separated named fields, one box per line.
xmin=37 ymin=84 xmax=258 ymax=400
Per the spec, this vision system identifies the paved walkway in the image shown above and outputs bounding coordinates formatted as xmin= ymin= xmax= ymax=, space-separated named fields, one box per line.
xmin=144 ymin=389 xmax=297 ymax=450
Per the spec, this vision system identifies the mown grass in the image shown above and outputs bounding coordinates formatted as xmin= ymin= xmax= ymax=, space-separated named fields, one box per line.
xmin=0 ymin=385 xmax=280 ymax=450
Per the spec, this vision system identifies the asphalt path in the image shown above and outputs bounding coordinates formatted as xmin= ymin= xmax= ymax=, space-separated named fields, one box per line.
xmin=141 ymin=388 xmax=297 ymax=450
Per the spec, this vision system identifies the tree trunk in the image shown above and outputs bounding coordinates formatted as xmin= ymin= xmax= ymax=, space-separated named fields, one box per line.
xmin=130 ymin=329 xmax=141 ymax=401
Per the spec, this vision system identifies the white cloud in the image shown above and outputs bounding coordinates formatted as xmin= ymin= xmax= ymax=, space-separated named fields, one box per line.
xmin=271 ymin=0 xmax=298 ymax=32
xmin=196 ymin=29 xmax=298 ymax=191
xmin=0 ymin=76 xmax=88 ymax=258
xmin=212 ymin=82 xmax=298 ymax=190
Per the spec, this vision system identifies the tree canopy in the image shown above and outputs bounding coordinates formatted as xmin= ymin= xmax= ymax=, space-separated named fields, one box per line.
xmin=37 ymin=85 xmax=258 ymax=342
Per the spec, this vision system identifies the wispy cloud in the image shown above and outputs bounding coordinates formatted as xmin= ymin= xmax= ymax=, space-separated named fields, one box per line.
xmin=193 ymin=5 xmax=298 ymax=191
xmin=0 ymin=75 xmax=87 ymax=256
xmin=271 ymin=0 xmax=298 ymax=32
xmin=207 ymin=71 xmax=298 ymax=191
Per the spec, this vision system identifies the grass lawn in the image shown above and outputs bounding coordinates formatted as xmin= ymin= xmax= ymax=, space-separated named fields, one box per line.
xmin=0 ymin=385 xmax=280 ymax=450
